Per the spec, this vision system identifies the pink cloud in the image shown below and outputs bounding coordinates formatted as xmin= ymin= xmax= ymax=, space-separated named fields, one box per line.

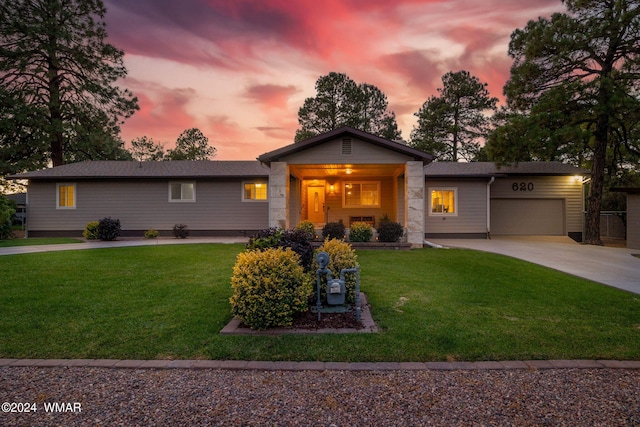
xmin=244 ymin=84 xmax=299 ymax=111
xmin=119 ymin=79 xmax=198 ymax=146
xmin=104 ymin=0 xmax=568 ymax=154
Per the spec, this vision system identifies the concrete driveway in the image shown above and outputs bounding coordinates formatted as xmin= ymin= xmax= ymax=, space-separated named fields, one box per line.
xmin=427 ymin=236 xmax=640 ymax=295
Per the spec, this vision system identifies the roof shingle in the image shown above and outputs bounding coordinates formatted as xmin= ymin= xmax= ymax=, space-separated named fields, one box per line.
xmin=9 ymin=160 xmax=269 ymax=180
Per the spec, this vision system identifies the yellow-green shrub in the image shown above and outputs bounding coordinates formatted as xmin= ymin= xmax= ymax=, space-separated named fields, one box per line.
xmin=230 ymin=248 xmax=312 ymax=330
xmin=348 ymin=221 xmax=373 ymax=242
xmin=83 ymin=221 xmax=99 ymax=240
xmin=144 ymin=228 xmax=159 ymax=239
xmin=294 ymin=220 xmax=316 ymax=240
xmin=313 ymin=238 xmax=359 ymax=304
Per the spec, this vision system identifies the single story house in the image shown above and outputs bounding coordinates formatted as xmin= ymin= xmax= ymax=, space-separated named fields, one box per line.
xmin=8 ymin=127 xmax=589 ymax=247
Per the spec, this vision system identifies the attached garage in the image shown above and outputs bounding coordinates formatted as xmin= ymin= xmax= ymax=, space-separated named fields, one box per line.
xmin=490 ymin=198 xmax=565 ymax=236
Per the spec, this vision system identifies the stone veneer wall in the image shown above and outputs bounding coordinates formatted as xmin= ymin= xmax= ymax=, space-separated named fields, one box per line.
xmin=405 ymin=161 xmax=425 ymax=248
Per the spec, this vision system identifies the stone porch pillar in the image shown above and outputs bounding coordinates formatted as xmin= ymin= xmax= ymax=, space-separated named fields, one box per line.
xmin=405 ymin=161 xmax=425 ymax=248
xmin=269 ymin=162 xmax=289 ymax=229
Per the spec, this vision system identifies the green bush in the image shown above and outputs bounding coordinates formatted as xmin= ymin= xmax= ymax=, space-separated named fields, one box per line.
xmin=173 ymin=224 xmax=189 ymax=239
xmin=313 ymin=238 xmax=359 ymax=304
xmin=247 ymin=227 xmax=314 ymax=271
xmin=294 ymin=220 xmax=316 ymax=240
xmin=144 ymin=228 xmax=159 ymax=239
xmin=246 ymin=227 xmax=283 ymax=250
xmin=230 ymin=248 xmax=312 ymax=330
xmin=0 ymin=196 xmax=15 ymax=240
xmin=322 ymin=220 xmax=345 ymax=241
xmin=97 ymin=217 xmax=121 ymax=241
xmin=83 ymin=221 xmax=100 ymax=240
xmin=377 ymin=218 xmax=404 ymax=242
xmin=348 ymin=221 xmax=373 ymax=242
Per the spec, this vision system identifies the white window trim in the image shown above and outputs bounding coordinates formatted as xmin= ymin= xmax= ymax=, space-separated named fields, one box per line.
xmin=56 ymin=183 xmax=76 ymax=209
xmin=168 ymin=182 xmax=196 ymax=203
xmin=242 ymin=181 xmax=268 ymax=202
xmin=342 ymin=181 xmax=381 ymax=208
xmin=429 ymin=187 xmax=458 ymax=216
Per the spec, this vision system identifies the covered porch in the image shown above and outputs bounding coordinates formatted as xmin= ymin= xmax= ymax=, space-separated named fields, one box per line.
xmin=257 ymin=127 xmax=433 ymax=247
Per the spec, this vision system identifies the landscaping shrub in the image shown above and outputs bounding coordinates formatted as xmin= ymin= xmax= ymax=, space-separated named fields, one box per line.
xmin=322 ymin=220 xmax=345 ymax=241
xmin=294 ymin=220 xmax=316 ymax=240
xmin=377 ymin=217 xmax=404 ymax=242
xmin=83 ymin=221 xmax=100 ymax=240
xmin=313 ymin=238 xmax=359 ymax=304
xmin=348 ymin=221 xmax=373 ymax=242
xmin=173 ymin=224 xmax=190 ymax=239
xmin=0 ymin=195 xmax=15 ymax=240
xmin=230 ymin=248 xmax=311 ymax=330
xmin=247 ymin=227 xmax=313 ymax=270
xmin=97 ymin=217 xmax=121 ymax=241
xmin=246 ymin=227 xmax=283 ymax=250
xmin=281 ymin=228 xmax=314 ymax=270
xmin=144 ymin=228 xmax=159 ymax=239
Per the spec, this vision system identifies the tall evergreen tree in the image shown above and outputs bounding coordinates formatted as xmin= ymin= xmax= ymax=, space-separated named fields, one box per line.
xmin=497 ymin=0 xmax=640 ymax=245
xmin=295 ymin=72 xmax=401 ymax=142
xmin=130 ymin=136 xmax=166 ymax=162
xmin=411 ymin=70 xmax=498 ymax=162
xmin=0 ymin=0 xmax=138 ymax=175
xmin=166 ymin=128 xmax=216 ymax=160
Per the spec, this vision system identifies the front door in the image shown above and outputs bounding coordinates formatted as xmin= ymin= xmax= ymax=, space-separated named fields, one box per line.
xmin=307 ymin=186 xmax=325 ymax=224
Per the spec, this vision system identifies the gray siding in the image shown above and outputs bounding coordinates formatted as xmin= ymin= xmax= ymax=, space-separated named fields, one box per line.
xmin=27 ymin=179 xmax=268 ymax=235
xmin=490 ymin=176 xmax=583 ymax=233
xmin=280 ymin=138 xmax=413 ymax=164
xmin=425 ymin=179 xmax=488 ymax=235
xmin=289 ymin=177 xmax=302 ymax=227
xmin=628 ymin=194 xmax=640 ymax=249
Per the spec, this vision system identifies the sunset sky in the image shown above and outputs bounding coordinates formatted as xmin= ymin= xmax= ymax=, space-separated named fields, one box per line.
xmin=102 ymin=0 xmax=565 ymax=160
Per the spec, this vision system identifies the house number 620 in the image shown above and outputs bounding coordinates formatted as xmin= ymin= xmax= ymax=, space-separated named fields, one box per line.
xmin=512 ymin=182 xmax=534 ymax=192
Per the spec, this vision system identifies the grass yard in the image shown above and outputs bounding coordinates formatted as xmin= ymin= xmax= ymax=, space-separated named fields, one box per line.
xmin=0 ymin=244 xmax=638 ymax=362
xmin=0 ymin=237 xmax=83 ymax=247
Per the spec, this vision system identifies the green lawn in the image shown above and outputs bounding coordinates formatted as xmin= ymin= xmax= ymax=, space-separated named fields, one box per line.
xmin=0 ymin=237 xmax=84 ymax=247
xmin=0 ymin=244 xmax=638 ymax=362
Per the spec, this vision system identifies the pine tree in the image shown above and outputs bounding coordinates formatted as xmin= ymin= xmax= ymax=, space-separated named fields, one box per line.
xmin=0 ymin=0 xmax=138 ymax=174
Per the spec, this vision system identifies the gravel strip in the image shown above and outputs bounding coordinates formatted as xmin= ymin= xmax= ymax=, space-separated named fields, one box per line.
xmin=1 ymin=367 xmax=639 ymax=426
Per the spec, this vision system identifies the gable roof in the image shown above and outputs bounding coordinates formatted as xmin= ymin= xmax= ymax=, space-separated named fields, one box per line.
xmin=257 ymin=126 xmax=434 ymax=164
xmin=8 ymin=160 xmax=269 ymax=180
xmin=424 ymin=162 xmax=590 ymax=177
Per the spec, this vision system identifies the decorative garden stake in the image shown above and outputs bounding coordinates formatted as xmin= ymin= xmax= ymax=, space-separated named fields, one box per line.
xmin=315 ymin=251 xmax=361 ymax=322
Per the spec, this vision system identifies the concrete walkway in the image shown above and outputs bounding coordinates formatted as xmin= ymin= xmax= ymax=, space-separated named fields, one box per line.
xmin=427 ymin=236 xmax=640 ymax=295
xmin=0 ymin=236 xmax=248 ymax=256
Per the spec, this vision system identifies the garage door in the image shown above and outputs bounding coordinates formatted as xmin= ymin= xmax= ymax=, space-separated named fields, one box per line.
xmin=490 ymin=199 xmax=565 ymax=236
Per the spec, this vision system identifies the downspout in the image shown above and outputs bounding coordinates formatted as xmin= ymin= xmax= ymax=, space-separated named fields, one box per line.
xmin=486 ymin=176 xmax=495 ymax=239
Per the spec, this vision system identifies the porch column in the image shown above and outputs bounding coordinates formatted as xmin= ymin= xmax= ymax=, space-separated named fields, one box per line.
xmin=269 ymin=162 xmax=289 ymax=229
xmin=405 ymin=161 xmax=425 ymax=248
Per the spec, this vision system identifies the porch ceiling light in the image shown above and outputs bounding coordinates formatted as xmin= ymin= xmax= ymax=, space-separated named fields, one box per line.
xmin=345 ymin=168 xmax=352 ymax=175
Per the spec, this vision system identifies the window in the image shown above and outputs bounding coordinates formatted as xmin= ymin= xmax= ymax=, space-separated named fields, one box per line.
xmin=243 ymin=182 xmax=268 ymax=201
xmin=169 ymin=182 xmax=195 ymax=202
xmin=430 ymin=188 xmax=457 ymax=215
xmin=57 ymin=183 xmax=76 ymax=209
xmin=343 ymin=182 xmax=380 ymax=207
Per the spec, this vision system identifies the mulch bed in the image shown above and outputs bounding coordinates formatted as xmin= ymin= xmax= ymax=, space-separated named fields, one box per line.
xmin=287 ymin=308 xmax=363 ymax=330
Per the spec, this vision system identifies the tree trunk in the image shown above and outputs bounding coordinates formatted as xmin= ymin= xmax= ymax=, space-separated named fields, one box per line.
xmin=584 ymin=141 xmax=604 ymax=245
xmin=583 ymin=114 xmax=609 ymax=245
xmin=47 ymin=33 xmax=64 ymax=167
